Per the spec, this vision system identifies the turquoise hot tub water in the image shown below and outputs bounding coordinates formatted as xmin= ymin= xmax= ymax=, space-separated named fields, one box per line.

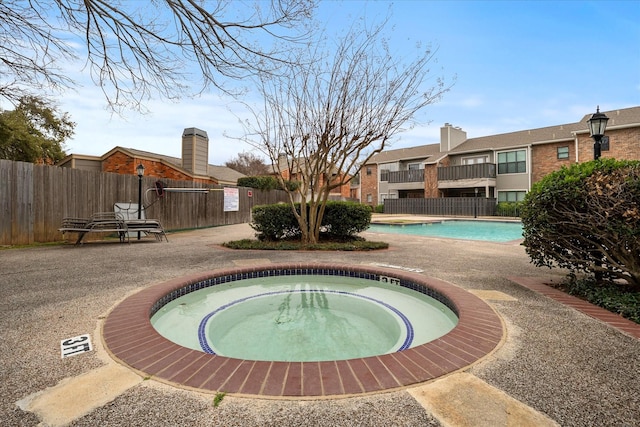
xmin=368 ymin=220 xmax=523 ymax=242
xmin=151 ymin=275 xmax=458 ymax=362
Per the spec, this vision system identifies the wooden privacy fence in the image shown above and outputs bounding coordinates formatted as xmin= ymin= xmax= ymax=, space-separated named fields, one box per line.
xmin=384 ymin=197 xmax=497 ymax=217
xmin=0 ymin=160 xmax=288 ymax=245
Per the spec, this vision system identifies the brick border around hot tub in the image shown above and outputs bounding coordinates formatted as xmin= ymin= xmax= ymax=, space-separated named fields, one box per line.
xmin=102 ymin=263 xmax=504 ymax=398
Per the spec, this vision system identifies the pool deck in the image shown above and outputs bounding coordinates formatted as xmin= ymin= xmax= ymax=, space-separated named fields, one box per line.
xmin=2 ymin=215 xmax=639 ymax=426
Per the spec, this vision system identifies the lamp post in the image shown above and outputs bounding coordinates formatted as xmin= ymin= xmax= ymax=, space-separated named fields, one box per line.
xmin=586 ymin=108 xmax=609 ymax=281
xmin=587 ymin=106 xmax=609 ymax=160
xmin=136 ymin=163 xmax=145 ymax=240
xmin=474 ymin=187 xmax=478 ymax=218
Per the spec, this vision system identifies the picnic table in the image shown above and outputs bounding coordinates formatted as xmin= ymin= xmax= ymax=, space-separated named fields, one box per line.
xmin=59 ymin=212 xmax=168 ymax=245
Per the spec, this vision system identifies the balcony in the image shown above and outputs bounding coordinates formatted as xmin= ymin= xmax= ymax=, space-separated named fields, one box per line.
xmin=386 ymin=169 xmax=424 ymax=183
xmin=437 ymin=163 xmax=496 ymax=181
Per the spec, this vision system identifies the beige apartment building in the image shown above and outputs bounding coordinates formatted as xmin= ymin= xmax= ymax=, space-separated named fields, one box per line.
xmin=360 ymin=106 xmax=640 ymax=207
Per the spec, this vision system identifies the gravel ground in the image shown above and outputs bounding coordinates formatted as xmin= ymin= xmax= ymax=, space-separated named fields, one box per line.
xmin=1 ymin=221 xmax=638 ymax=426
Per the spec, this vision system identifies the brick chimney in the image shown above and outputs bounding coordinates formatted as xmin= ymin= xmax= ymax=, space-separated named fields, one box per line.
xmin=182 ymin=128 xmax=209 ymax=175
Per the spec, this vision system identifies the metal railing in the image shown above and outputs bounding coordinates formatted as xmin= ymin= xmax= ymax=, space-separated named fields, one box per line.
xmin=437 ymin=163 xmax=496 ymax=181
xmin=388 ymin=169 xmax=425 ymax=183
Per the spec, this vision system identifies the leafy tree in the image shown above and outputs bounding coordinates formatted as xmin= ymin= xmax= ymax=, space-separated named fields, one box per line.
xmin=521 ymin=159 xmax=640 ymax=289
xmin=225 ymin=151 xmax=271 ymax=176
xmin=240 ymin=19 xmax=451 ymax=244
xmin=0 ymin=1 xmax=315 ymax=110
xmin=0 ymin=96 xmax=74 ymax=163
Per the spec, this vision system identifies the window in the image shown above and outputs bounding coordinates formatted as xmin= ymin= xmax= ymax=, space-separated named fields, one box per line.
xmin=408 ymin=163 xmax=421 ymax=170
xmin=366 ymin=167 xmax=372 ymax=176
xmin=366 ymin=193 xmax=372 ymax=203
xmin=557 ymin=146 xmax=569 ymax=159
xmin=498 ymin=191 xmax=526 ymax=202
xmin=463 ymin=156 xmax=487 ymax=165
xmin=497 ymin=150 xmax=526 ymax=174
xmin=601 ymin=135 xmax=610 ymax=151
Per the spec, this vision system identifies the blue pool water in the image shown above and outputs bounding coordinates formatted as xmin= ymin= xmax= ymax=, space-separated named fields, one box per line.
xmin=368 ymin=220 xmax=523 ymax=242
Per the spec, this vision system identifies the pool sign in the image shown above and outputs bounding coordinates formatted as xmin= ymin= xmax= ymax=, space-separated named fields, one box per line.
xmin=379 ymin=275 xmax=401 ymax=286
xmin=223 ymin=187 xmax=239 ymax=212
xmin=61 ymin=334 xmax=93 ymax=358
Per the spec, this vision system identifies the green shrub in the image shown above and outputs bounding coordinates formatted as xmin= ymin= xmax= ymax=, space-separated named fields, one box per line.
xmin=495 ymin=201 xmax=521 ymax=217
xmin=321 ymin=201 xmax=372 ymax=238
xmin=521 ymin=158 xmax=640 ymax=288
xmin=374 ymin=204 xmax=385 ymax=213
xmin=237 ymin=176 xmax=300 ymax=191
xmin=250 ymin=203 xmax=300 ymax=240
xmin=561 ymin=277 xmax=640 ymax=324
xmin=222 ymin=238 xmax=388 ymax=251
xmin=237 ymin=176 xmax=279 ymax=190
xmin=251 ymin=201 xmax=372 ymax=241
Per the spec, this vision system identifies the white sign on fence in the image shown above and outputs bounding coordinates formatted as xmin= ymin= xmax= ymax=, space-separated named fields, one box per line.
xmin=223 ymin=187 xmax=239 ymax=212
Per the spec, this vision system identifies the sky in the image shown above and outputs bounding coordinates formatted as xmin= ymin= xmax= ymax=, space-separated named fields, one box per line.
xmin=44 ymin=1 xmax=640 ymax=165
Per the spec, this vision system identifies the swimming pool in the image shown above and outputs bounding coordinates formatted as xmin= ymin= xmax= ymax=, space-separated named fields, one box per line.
xmin=368 ymin=220 xmax=523 ymax=242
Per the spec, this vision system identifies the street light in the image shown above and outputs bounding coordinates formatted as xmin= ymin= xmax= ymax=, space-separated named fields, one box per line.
xmin=136 ymin=163 xmax=145 ymax=240
xmin=587 ymin=106 xmax=609 ymax=160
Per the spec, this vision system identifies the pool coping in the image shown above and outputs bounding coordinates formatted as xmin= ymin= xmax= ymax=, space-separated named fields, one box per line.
xmin=102 ymin=263 xmax=504 ymax=399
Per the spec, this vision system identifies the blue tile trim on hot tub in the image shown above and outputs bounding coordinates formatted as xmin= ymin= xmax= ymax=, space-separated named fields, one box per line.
xmin=197 ymin=289 xmax=415 ymax=355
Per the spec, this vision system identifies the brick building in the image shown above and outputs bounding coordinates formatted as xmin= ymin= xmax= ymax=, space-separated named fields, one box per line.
xmin=57 ymin=128 xmax=244 ymax=185
xmin=360 ymin=106 xmax=640 ymax=206
xmin=273 ymin=155 xmax=353 ymax=201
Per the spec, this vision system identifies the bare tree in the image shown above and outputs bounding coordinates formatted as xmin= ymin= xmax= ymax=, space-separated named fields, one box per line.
xmin=225 ymin=151 xmax=270 ymax=175
xmin=240 ymin=20 xmax=452 ymax=244
xmin=0 ymin=0 xmax=315 ymax=111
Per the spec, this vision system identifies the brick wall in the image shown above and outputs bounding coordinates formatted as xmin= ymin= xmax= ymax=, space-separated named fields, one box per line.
xmin=577 ymin=127 xmax=640 ymax=164
xmin=102 ymin=151 xmax=135 ymax=175
xmin=360 ymin=164 xmax=378 ymax=206
xmin=532 ymin=127 xmax=639 ymax=182
xmin=102 ymin=152 xmax=214 ymax=184
xmin=331 ymin=174 xmax=352 ymax=199
xmin=531 ymin=141 xmax=574 ymax=183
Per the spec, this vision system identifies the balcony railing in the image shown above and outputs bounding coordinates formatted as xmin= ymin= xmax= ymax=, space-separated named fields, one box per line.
xmin=387 ymin=169 xmax=424 ymax=183
xmin=437 ymin=163 xmax=496 ymax=181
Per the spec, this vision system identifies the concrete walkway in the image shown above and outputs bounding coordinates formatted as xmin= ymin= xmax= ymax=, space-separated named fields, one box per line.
xmin=1 ymin=218 xmax=638 ymax=426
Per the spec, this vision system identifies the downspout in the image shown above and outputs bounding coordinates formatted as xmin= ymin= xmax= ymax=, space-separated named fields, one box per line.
xmin=527 ymin=144 xmax=532 ymax=191
xmin=572 ymin=131 xmax=580 ymax=163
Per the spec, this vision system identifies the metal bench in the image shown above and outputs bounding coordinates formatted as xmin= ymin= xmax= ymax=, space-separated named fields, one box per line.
xmin=59 ymin=212 xmax=129 ymax=245
xmin=123 ymin=219 xmax=168 ymax=242
xmin=60 ymin=211 xmax=168 ymax=245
